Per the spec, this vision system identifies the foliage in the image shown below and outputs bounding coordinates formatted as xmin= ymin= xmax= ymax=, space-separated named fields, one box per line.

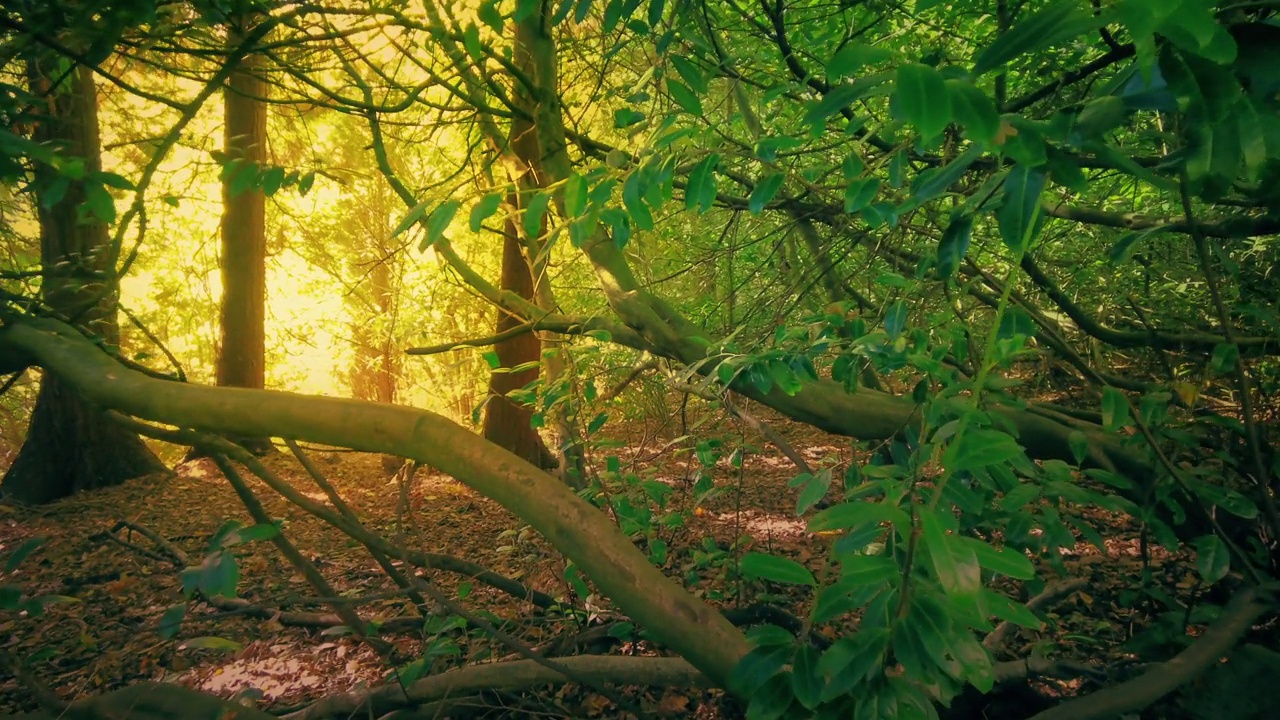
xmin=1 ymin=0 xmax=1278 ymax=717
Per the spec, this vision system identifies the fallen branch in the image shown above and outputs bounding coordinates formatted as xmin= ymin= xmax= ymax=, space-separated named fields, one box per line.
xmin=282 ymin=655 xmax=709 ymax=720
xmin=201 ymin=595 xmax=423 ymax=633
xmin=3 ymin=681 xmax=277 ymax=720
xmin=114 ymin=414 xmax=562 ymax=611
xmin=991 ymin=655 xmax=1106 ymax=684
xmin=1027 ymin=585 xmax=1274 ymax=720
xmin=122 ymin=422 xmax=643 ymax=710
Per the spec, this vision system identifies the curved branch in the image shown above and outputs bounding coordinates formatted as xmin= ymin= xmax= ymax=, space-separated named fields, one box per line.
xmin=406 ymin=323 xmax=535 ymax=356
xmin=1019 ymin=254 xmax=1277 ymax=354
xmin=284 ymin=655 xmax=710 ymax=720
xmin=1042 ymin=201 xmax=1280 ymax=240
xmin=1028 ymin=586 xmax=1274 ymax=720
xmin=0 ymin=317 xmax=751 ymax=690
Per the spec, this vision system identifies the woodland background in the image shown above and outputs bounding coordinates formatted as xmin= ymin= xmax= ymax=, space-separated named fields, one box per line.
xmin=0 ymin=0 xmax=1278 ymax=719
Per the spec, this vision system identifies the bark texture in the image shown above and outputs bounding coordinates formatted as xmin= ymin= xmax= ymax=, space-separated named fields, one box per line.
xmin=1 ymin=63 xmax=163 ymax=504
xmin=214 ymin=17 xmax=272 ymax=455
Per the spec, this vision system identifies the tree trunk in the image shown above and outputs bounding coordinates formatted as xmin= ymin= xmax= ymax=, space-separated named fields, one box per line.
xmin=1 ymin=64 xmax=164 ymax=504
xmin=482 ymin=215 xmax=555 ymax=470
xmin=213 ymin=17 xmax=272 ymax=455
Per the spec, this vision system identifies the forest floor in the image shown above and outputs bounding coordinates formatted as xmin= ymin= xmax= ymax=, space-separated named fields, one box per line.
xmin=0 ymin=401 xmax=1242 ymax=719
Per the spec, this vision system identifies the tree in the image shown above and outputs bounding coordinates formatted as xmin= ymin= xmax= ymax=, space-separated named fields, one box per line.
xmin=1 ymin=61 xmax=164 ymax=504
xmin=212 ymin=8 xmax=272 ymax=454
xmin=481 ymin=211 xmax=557 ymax=469
xmin=3 ymin=0 xmax=1278 ymax=717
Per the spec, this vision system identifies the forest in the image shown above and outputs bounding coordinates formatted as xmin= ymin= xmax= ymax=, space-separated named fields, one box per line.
xmin=0 ymin=0 xmax=1277 ymax=718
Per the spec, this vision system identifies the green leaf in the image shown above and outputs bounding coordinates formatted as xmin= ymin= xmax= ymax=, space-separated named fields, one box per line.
xmin=982 ymin=589 xmax=1043 ymax=628
xmin=667 ymin=78 xmax=703 ymax=115
xmin=1194 ymin=534 xmax=1230 ymax=584
xmin=740 ymin=551 xmax=816 ymax=586
xmin=227 ymin=161 xmax=258 ymax=198
xmin=601 ymin=206 xmax=632 ymax=248
xmin=470 ymin=193 xmax=503 ymax=231
xmin=749 ymin=172 xmax=785 ymax=213
xmin=614 ymin=107 xmax=646 ymax=128
xmin=818 ymin=629 xmax=889 ymax=701
xmin=602 ymin=0 xmax=626 ymax=32
xmin=670 ymin=55 xmax=708 ymax=94
xmin=791 ymin=644 xmax=824 ymax=710
xmin=902 ymin=144 xmax=984 ymax=212
xmin=884 ymin=299 xmax=908 ymax=339
xmin=946 ymin=79 xmax=1000 ymax=145
xmin=895 ymin=63 xmax=950 ymax=139
xmin=463 ymin=23 xmax=482 ymax=61
xmin=158 ymin=604 xmax=186 ymax=639
xmin=838 ymin=555 xmax=900 ymax=585
xmin=997 ymin=164 xmax=1046 ymax=252
xmin=564 ymin=173 xmax=589 ymax=217
xmin=523 ymin=192 xmax=551 ymax=239
xmin=947 ymin=429 xmax=1026 ymax=473
xmin=1237 ymin=99 xmax=1267 ymax=184
xmin=1210 ymin=343 xmax=1239 ymax=373
xmin=731 ymin=644 xmax=790 ymax=701
xmin=646 ymin=0 xmax=666 ymax=27
xmin=997 ymin=307 xmax=1036 ymax=340
xmin=622 ymin=172 xmax=653 ymax=229
xmin=803 ymin=74 xmax=891 ymax=133
xmin=82 ymin=183 xmax=117 ymax=224
xmin=181 ymin=636 xmax=243 ymax=652
xmin=959 ymin=537 xmax=1036 ymax=579
xmin=826 ymin=43 xmax=893 ymax=77
xmin=686 ymin=154 xmax=719 ymax=213
xmin=1109 ymin=227 xmax=1164 ymax=264
xmin=809 ymin=501 xmax=906 ymax=535
xmin=421 ymin=200 xmax=460 ymax=250
xmin=843 ymin=178 xmax=880 ymax=213
xmin=391 ymin=198 xmax=430 ymax=238
xmin=921 ymin=509 xmax=980 ymax=600
xmin=478 ymin=0 xmax=504 ymax=32
xmin=199 ymin=552 xmax=239 ymax=598
xmin=746 ymin=672 xmax=797 ymax=720
xmin=972 ymin=1 xmax=1102 ymax=76
xmin=224 ymin=522 xmax=280 ymax=545
xmin=1068 ymin=430 xmax=1089 ymax=465
xmin=4 ymin=537 xmax=45 ymax=573
xmin=1185 ymin=115 xmax=1241 ymax=199
xmin=936 ymin=213 xmax=973 ymax=279
xmin=260 ymin=166 xmax=285 ymax=196
xmin=1102 ymin=387 xmax=1130 ymax=431
xmin=793 ymin=468 xmax=834 ymax=512
xmin=1216 ymin=488 xmax=1259 ymax=519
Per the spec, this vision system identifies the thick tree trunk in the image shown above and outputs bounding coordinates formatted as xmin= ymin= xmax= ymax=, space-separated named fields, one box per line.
xmin=213 ymin=19 xmax=272 ymax=455
xmin=2 ymin=64 xmax=164 ymax=503
xmin=481 ymin=216 xmax=555 ymax=469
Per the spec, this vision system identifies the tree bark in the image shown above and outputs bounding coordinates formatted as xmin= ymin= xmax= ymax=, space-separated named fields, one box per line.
xmin=214 ymin=16 xmax=272 ymax=455
xmin=1 ymin=63 xmax=163 ymax=504
xmin=482 ymin=213 xmax=556 ymax=469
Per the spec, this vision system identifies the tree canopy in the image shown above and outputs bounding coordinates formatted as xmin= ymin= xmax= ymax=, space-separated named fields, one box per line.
xmin=1 ymin=0 xmax=1278 ymax=718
